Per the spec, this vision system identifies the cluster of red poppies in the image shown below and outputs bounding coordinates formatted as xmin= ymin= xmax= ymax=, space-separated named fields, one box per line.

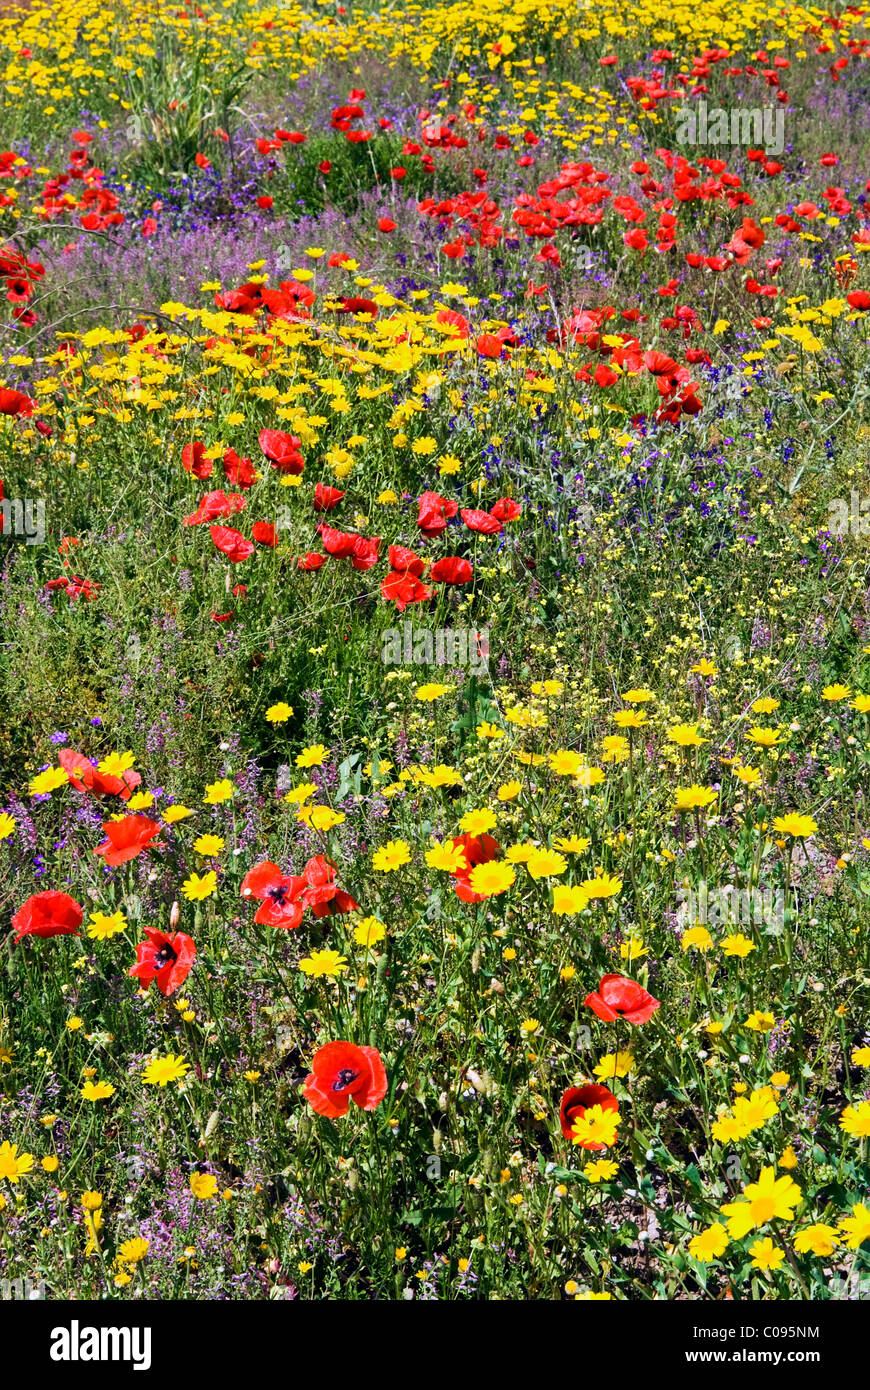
xmin=9 ymin=736 xmax=663 ymax=1128
xmin=237 ymin=856 xmax=386 ymax=1117
xmin=175 ymin=421 xmax=523 ymax=615
xmin=0 ymin=133 xmax=128 ymax=324
xmin=37 ymin=130 xmax=124 ymax=235
xmin=240 ymin=855 xmax=359 ymax=930
xmin=240 ymin=854 xmax=388 ymax=1116
xmin=557 ymin=974 xmax=660 ymax=1146
xmin=176 ymin=431 xmax=297 ymax=574
xmin=44 ymin=573 xmax=101 ymax=602
xmin=299 ymin=491 xmax=521 ymax=612
xmin=0 ymin=240 xmax=44 ymax=327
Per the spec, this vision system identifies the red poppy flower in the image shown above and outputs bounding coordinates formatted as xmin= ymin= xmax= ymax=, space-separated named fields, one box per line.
xmin=258 ymin=429 xmax=304 ymax=474
xmin=377 ymin=217 xmax=396 ymax=233
xmin=594 ymin=363 xmax=619 ymax=387
xmin=558 ymin=1083 xmax=619 ymax=1146
xmin=452 ymin=832 xmax=500 ymax=902
xmin=302 ymin=1041 xmax=388 ymax=1118
xmin=490 ymin=497 xmax=522 ymax=522
xmin=298 ymin=854 xmax=359 ymax=917
xmin=5 ymin=276 xmax=32 ymax=303
xmin=129 ymin=927 xmax=196 ymax=996
xmin=313 ymin=482 xmax=345 ymax=512
xmin=181 ymin=441 xmax=213 ymax=479
xmin=430 ymin=556 xmax=473 ymax=584
xmin=183 ymin=490 xmax=246 ymax=526
xmin=847 ymin=290 xmax=870 ymax=310
xmin=585 ymin=974 xmax=660 ymax=1025
xmin=59 ymin=748 xmax=141 ymax=801
xmin=93 ymin=815 xmax=164 ymax=866
xmin=12 ymin=891 xmax=83 ymax=942
xmin=335 ymin=296 xmax=378 ymax=318
xmin=252 ymin=520 xmax=278 ymax=547
xmin=476 ymin=332 xmax=504 ymax=358
xmin=460 ymin=507 xmax=503 ymax=535
xmin=350 ymin=534 xmax=381 ymax=571
xmin=381 ymin=569 xmax=432 ymax=611
xmin=298 ymin=552 xmax=326 ymax=570
xmin=210 ymin=525 xmax=254 ymax=563
xmin=0 ymin=387 xmax=36 ymax=416
xmin=417 ymin=490 xmax=458 ymax=537
xmin=214 ymin=288 xmax=258 ymax=315
xmin=241 ymin=860 xmax=305 ymax=928
xmin=436 ymin=308 xmax=469 ymax=338
xmin=643 ymin=350 xmax=679 ymax=377
xmin=223 ymin=448 xmax=256 ymax=489
xmin=262 ymin=283 xmax=314 ymax=321
xmin=387 ymin=544 xmax=425 ymax=577
xmin=318 ymin=523 xmax=360 ymax=558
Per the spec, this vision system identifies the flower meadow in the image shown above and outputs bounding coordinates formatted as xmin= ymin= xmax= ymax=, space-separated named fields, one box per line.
xmin=1 ymin=0 xmax=870 ymax=1309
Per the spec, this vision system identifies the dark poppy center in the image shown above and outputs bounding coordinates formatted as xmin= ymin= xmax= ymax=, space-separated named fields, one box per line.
xmin=153 ymin=944 xmax=177 ymax=969
xmin=268 ymin=884 xmax=289 ymax=905
xmin=332 ymin=1068 xmax=358 ymax=1092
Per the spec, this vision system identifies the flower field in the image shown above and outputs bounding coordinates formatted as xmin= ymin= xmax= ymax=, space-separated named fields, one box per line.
xmin=1 ymin=0 xmax=870 ymax=1306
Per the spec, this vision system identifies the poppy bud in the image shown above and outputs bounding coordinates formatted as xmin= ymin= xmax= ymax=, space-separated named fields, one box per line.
xmin=169 ymin=900 xmax=180 ymax=930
